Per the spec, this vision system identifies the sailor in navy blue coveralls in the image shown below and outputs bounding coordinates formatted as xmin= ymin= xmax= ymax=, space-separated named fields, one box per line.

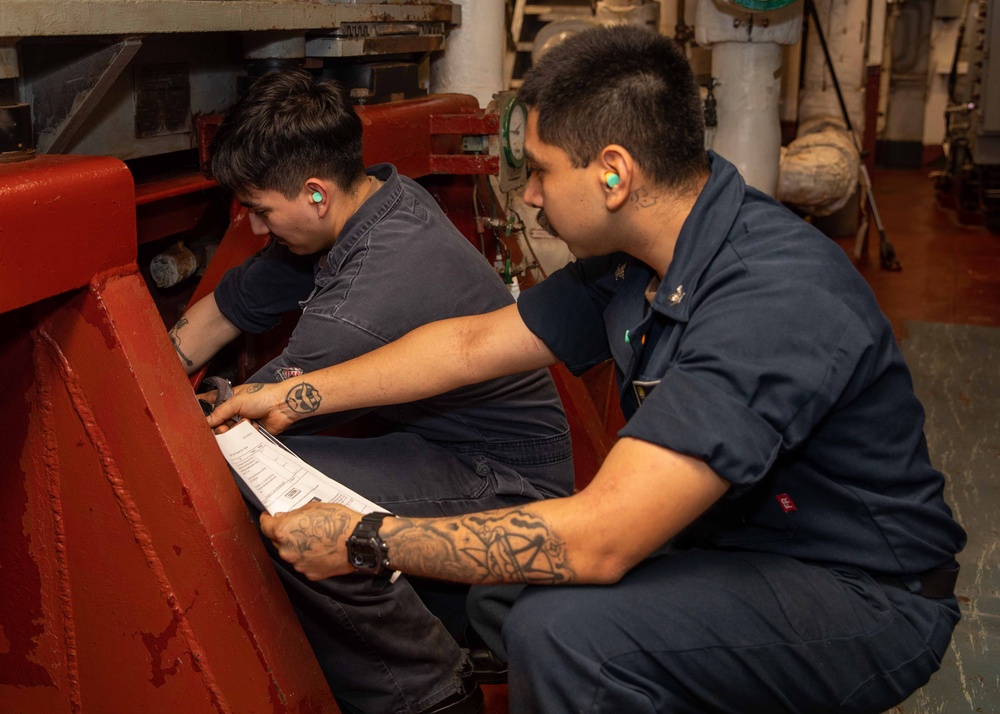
xmin=488 ymin=151 xmax=966 ymax=712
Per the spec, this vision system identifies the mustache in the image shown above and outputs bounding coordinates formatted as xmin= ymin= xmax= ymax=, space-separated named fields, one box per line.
xmin=536 ymin=209 xmax=558 ymax=237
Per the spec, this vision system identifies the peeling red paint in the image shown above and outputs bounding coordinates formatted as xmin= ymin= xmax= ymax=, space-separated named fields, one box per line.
xmin=0 ymin=320 xmax=53 ymax=688
xmin=76 ymin=292 xmax=119 ymax=351
xmin=141 ymin=605 xmax=187 ymax=687
xmin=226 ymin=577 xmax=288 ymax=713
xmin=35 ymin=326 xmax=232 ymax=713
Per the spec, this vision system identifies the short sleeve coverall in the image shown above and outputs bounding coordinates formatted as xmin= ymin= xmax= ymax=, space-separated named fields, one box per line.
xmin=499 ymin=152 xmax=967 ymax=713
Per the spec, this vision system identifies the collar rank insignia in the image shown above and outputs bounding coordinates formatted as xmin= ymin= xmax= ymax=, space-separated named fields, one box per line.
xmin=615 ymin=263 xmax=626 ymax=281
xmin=668 ymin=284 xmax=685 ymax=305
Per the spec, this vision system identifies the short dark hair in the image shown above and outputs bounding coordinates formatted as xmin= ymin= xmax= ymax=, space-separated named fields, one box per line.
xmin=210 ymin=69 xmax=365 ymax=198
xmin=518 ymin=25 xmax=708 ymax=189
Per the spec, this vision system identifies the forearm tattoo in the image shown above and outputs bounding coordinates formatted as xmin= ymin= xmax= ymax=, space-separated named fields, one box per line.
xmin=169 ymin=316 xmax=193 ymax=367
xmin=388 ymin=510 xmax=575 ymax=585
xmin=285 ymin=382 xmax=322 ymax=413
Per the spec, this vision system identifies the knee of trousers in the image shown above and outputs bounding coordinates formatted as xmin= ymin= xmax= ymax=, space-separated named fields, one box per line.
xmin=503 ymin=587 xmax=600 ymax=667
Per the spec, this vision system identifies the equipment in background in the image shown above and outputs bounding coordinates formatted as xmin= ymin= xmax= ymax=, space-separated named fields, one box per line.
xmin=804 ymin=0 xmax=900 ymax=271
xmin=934 ymin=0 xmax=1000 ymax=233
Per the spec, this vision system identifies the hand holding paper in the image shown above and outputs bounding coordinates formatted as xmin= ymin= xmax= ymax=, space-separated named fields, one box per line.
xmin=213 ymin=401 xmax=400 ymax=582
xmin=261 ymin=502 xmax=363 ymax=581
xmin=208 ymin=381 xmax=297 ymax=434
xmin=215 ymin=420 xmax=385 ymax=515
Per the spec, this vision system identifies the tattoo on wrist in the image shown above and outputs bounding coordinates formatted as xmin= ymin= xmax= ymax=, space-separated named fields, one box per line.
xmin=388 ymin=510 xmax=574 ymax=585
xmin=285 ymin=382 xmax=322 ymax=414
xmin=169 ymin=316 xmax=193 ymax=367
xmin=245 ymin=383 xmax=264 ymax=393
xmin=630 ymin=187 xmax=657 ymax=209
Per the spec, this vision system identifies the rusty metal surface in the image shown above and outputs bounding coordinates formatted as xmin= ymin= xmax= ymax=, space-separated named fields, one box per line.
xmin=429 ymin=112 xmax=499 ymax=136
xmin=428 ymin=153 xmax=499 ymax=175
xmin=0 ymin=155 xmax=337 ymax=713
xmin=134 ymin=62 xmax=192 ymax=139
xmin=0 ymin=1 xmax=459 ymax=37
xmin=305 ymin=31 xmax=445 ymax=58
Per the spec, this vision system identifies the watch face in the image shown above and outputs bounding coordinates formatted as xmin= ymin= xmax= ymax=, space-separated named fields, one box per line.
xmin=348 ymin=513 xmax=391 ymax=574
xmin=349 ymin=535 xmax=382 ymax=571
xmin=350 ymin=542 xmax=376 ymax=568
xmin=503 ymin=100 xmax=527 ymax=168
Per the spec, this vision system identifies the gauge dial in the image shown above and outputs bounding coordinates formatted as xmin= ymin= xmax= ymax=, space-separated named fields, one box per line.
xmin=502 ymin=99 xmax=527 ymax=169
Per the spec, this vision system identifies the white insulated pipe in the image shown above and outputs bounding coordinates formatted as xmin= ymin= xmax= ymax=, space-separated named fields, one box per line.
xmin=711 ymin=41 xmax=784 ymax=196
xmin=430 ymin=0 xmax=504 ymax=106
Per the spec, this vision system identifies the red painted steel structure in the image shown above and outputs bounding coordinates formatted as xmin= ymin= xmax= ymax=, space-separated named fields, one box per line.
xmin=0 ymin=93 xmax=612 ymax=714
xmin=0 ymin=155 xmax=336 ymax=713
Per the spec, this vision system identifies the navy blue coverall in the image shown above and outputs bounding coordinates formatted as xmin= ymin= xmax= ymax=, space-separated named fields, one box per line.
xmin=476 ymin=152 xmax=966 ymax=713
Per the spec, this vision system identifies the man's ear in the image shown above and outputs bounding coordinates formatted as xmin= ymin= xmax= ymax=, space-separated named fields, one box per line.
xmin=304 ymin=178 xmax=330 ymax=217
xmin=599 ymin=145 xmax=634 ymax=211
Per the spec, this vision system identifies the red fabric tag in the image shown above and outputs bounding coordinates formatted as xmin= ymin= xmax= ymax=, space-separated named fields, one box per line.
xmin=275 ymin=366 xmax=304 ymax=381
xmin=776 ymin=493 xmax=797 ymax=513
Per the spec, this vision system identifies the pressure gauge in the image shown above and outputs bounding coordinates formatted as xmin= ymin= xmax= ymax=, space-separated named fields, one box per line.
xmin=501 ymin=98 xmax=527 ymax=169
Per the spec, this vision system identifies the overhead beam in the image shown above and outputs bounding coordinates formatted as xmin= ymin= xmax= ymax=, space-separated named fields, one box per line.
xmin=0 ymin=1 xmax=459 ymax=37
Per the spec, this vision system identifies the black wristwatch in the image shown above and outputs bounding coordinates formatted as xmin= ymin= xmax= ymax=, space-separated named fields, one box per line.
xmin=346 ymin=512 xmax=392 ymax=575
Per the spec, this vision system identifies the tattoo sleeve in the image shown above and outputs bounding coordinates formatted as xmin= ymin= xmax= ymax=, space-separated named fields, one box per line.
xmin=169 ymin=316 xmax=193 ymax=367
xmin=385 ymin=509 xmax=575 ymax=585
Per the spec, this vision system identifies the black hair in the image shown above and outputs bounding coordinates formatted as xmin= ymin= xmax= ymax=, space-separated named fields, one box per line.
xmin=210 ymin=69 xmax=365 ymax=198
xmin=518 ymin=25 xmax=708 ymax=189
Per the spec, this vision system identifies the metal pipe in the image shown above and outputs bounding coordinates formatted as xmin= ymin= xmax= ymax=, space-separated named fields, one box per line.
xmin=430 ymin=0 xmax=504 ymax=106
xmin=711 ymin=41 xmax=784 ymax=196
